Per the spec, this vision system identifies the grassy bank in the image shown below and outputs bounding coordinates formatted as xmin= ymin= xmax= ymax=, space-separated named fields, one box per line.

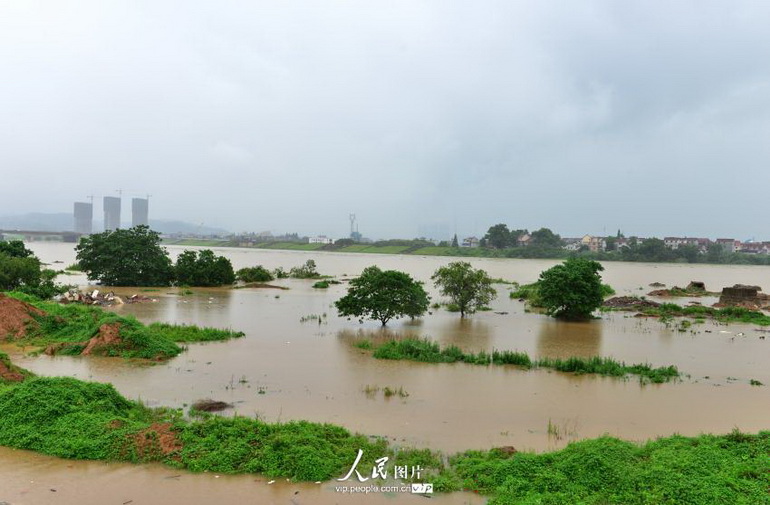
xmin=360 ymin=338 xmax=680 ymax=383
xmin=2 ymin=292 xmax=244 ymax=360
xmin=438 ymin=431 xmax=770 ymax=504
xmin=0 ymin=370 xmax=767 ymax=503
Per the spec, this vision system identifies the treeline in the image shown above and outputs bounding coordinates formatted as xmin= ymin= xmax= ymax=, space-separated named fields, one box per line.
xmin=74 ymin=226 xmax=327 ymax=288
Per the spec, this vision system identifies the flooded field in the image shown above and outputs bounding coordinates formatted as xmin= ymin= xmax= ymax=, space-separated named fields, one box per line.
xmin=3 ymin=242 xmax=770 ymax=503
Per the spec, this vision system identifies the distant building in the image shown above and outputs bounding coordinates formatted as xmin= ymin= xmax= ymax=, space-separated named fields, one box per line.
xmin=664 ymin=237 xmax=711 ymax=253
xmin=580 ymin=235 xmax=606 ymax=252
xmin=132 ymin=198 xmax=149 ymax=227
xmin=103 ymin=196 xmax=121 ymax=231
xmin=462 ymin=236 xmax=480 ymax=248
xmin=73 ymin=202 xmax=93 ymax=234
xmin=517 ymin=234 xmax=532 ymax=247
xmin=562 ymin=238 xmax=582 ymax=251
xmin=716 ymin=238 xmax=738 ymax=253
xmin=308 ymin=235 xmax=334 ymax=244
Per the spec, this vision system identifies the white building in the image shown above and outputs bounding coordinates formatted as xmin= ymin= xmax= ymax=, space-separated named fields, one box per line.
xmin=308 ymin=236 xmax=334 ymax=244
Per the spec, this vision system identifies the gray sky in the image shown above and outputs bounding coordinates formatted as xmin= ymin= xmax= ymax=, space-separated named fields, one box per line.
xmin=2 ymin=1 xmax=769 ymax=240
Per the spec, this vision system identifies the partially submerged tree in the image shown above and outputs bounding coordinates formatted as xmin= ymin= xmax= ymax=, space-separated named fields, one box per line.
xmin=236 ymin=265 xmax=274 ymax=283
xmin=431 ymin=261 xmax=496 ymax=317
xmin=0 ymin=240 xmax=69 ymax=298
xmin=75 ymin=225 xmax=174 ymax=286
xmin=175 ymin=249 xmax=235 ymax=286
xmin=538 ymin=258 xmax=605 ymax=320
xmin=335 ymin=266 xmax=430 ymax=326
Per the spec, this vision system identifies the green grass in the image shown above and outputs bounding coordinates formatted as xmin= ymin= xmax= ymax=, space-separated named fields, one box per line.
xmin=439 ymin=431 xmax=770 ymax=504
xmin=0 ymin=369 xmax=767 ymax=500
xmin=312 ymin=280 xmax=330 ymax=289
xmin=639 ymin=303 xmax=770 ymax=326
xmin=368 ymin=338 xmax=678 ymax=382
xmin=0 ymin=376 xmax=388 ymax=481
xmin=145 ymin=323 xmax=244 ymax=343
xmin=5 ymin=292 xmax=243 ymax=360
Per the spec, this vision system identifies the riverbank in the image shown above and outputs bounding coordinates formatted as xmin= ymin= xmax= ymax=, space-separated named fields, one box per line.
xmin=161 ymin=239 xmax=770 ymax=266
xmin=0 ymin=364 xmax=767 ymax=504
xmin=0 ymin=292 xmax=243 ymax=360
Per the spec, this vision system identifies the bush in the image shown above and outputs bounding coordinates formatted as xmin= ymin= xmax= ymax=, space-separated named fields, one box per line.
xmin=236 ymin=266 xmax=274 ymax=283
xmin=289 ymin=260 xmax=320 ymax=279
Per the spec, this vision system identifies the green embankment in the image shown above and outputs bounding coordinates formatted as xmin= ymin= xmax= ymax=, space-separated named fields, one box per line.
xmin=0 ymin=370 xmax=767 ymax=503
xmin=358 ymin=338 xmax=680 ymax=383
xmin=4 ymin=292 xmax=244 ymax=360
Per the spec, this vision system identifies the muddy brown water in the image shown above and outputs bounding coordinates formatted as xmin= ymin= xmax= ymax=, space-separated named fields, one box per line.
xmin=2 ymin=243 xmax=770 ymax=503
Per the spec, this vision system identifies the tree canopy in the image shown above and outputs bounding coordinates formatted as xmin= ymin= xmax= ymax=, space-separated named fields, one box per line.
xmin=431 ymin=261 xmax=496 ymax=317
xmin=75 ymin=225 xmax=174 ymax=286
xmin=537 ymin=258 xmax=605 ymax=320
xmin=175 ymin=249 xmax=235 ymax=286
xmin=335 ymin=266 xmax=430 ymax=326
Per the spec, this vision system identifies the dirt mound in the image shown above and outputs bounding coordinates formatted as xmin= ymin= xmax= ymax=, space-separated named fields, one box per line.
xmin=603 ymin=297 xmax=661 ymax=309
xmin=82 ymin=323 xmax=122 ymax=355
xmin=0 ymin=359 xmax=25 ymax=382
xmin=45 ymin=323 xmax=123 ymax=356
xmin=716 ymin=285 xmax=767 ymax=309
xmin=192 ymin=399 xmax=233 ymax=412
xmin=133 ymin=422 xmax=182 ymax=460
xmin=0 ymin=294 xmax=45 ymax=339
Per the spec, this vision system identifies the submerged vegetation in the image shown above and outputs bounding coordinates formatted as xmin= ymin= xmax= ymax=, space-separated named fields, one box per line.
xmin=1 ymin=292 xmax=243 ymax=360
xmin=604 ymin=300 xmax=770 ymax=326
xmin=362 ymin=338 xmax=680 ymax=383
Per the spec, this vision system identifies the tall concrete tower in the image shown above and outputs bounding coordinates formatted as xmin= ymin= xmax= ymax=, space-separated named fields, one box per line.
xmin=132 ymin=198 xmax=149 ymax=227
xmin=103 ymin=196 xmax=121 ymax=231
xmin=73 ymin=202 xmax=93 ymax=234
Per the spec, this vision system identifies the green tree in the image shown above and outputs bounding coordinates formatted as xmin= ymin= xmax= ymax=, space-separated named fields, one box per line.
xmin=335 ymin=266 xmax=430 ymax=326
xmin=529 ymin=227 xmax=563 ymax=248
xmin=0 ymin=240 xmax=34 ymax=258
xmin=483 ymin=224 xmax=512 ymax=249
xmin=431 ymin=261 xmax=496 ymax=317
xmin=75 ymin=225 xmax=174 ymax=286
xmin=175 ymin=249 xmax=235 ymax=286
xmin=538 ymin=258 xmax=605 ymax=320
xmin=0 ymin=254 xmax=41 ymax=291
xmin=451 ymin=234 xmax=459 ymax=248
xmin=0 ymin=243 xmax=69 ymax=298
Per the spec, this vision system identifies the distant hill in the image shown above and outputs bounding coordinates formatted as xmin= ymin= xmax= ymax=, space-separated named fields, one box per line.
xmin=0 ymin=213 xmax=229 ymax=236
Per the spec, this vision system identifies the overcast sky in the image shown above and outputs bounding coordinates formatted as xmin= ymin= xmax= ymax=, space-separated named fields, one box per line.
xmin=2 ymin=1 xmax=769 ymax=240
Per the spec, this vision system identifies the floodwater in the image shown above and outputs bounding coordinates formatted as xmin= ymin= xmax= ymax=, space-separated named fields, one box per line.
xmin=2 ymin=242 xmax=770 ymax=504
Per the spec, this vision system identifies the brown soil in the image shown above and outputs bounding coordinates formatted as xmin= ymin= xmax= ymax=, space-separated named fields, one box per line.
xmin=0 ymin=293 xmax=45 ymax=339
xmin=603 ymin=297 xmax=661 ymax=309
xmin=0 ymin=359 xmax=25 ymax=382
xmin=45 ymin=323 xmax=123 ymax=356
xmin=81 ymin=323 xmax=122 ymax=355
xmin=133 ymin=422 xmax=182 ymax=460
xmin=191 ymin=399 xmax=233 ymax=412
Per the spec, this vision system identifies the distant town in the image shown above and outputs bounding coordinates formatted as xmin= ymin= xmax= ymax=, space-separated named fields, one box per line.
xmin=0 ymin=198 xmax=768 ymax=260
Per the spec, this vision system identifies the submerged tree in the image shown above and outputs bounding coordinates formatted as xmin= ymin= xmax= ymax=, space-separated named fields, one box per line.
xmin=335 ymin=266 xmax=429 ymax=326
xmin=431 ymin=262 xmax=496 ymax=317
xmin=537 ymin=258 xmax=605 ymax=320
xmin=175 ymin=249 xmax=235 ymax=286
